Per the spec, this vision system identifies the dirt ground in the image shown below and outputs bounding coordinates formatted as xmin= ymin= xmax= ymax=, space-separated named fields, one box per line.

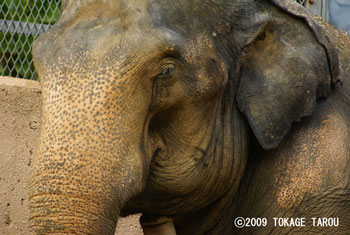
xmin=115 ymin=215 xmax=143 ymax=235
xmin=0 ymin=76 xmax=142 ymax=235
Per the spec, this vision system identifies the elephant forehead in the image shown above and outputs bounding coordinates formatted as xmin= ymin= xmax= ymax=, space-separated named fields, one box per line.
xmin=33 ymin=2 xmax=189 ymax=73
xmin=63 ymin=0 xmax=148 ymax=20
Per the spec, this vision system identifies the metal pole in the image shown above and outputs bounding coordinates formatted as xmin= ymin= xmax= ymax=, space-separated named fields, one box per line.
xmin=305 ymin=0 xmax=328 ymax=21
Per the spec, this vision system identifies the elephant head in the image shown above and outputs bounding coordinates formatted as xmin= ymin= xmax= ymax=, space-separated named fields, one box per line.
xmin=30 ymin=0 xmax=339 ymax=234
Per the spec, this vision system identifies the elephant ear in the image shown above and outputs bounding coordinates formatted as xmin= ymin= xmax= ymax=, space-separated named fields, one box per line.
xmin=270 ymin=0 xmax=340 ymax=83
xmin=236 ymin=0 xmax=340 ymax=150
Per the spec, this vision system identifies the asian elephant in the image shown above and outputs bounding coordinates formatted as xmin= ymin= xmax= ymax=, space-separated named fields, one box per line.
xmin=29 ymin=0 xmax=350 ymax=234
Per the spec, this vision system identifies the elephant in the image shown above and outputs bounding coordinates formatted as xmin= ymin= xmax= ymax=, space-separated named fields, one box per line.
xmin=29 ymin=0 xmax=350 ymax=234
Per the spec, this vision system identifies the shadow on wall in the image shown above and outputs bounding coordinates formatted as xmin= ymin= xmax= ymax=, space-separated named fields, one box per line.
xmin=0 ymin=77 xmax=142 ymax=235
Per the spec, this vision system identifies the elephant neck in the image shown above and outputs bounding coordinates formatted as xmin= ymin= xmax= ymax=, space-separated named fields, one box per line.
xmin=173 ymin=83 xmax=251 ymax=234
xmin=174 ymin=183 xmax=241 ymax=235
xmin=199 ymin=86 xmax=249 ymax=201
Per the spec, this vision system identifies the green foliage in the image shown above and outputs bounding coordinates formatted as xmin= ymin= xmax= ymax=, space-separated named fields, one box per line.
xmin=0 ymin=0 xmax=61 ymax=24
xmin=0 ymin=0 xmax=61 ymax=80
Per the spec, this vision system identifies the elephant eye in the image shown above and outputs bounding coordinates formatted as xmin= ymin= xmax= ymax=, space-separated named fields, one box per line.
xmin=160 ymin=63 xmax=176 ymax=78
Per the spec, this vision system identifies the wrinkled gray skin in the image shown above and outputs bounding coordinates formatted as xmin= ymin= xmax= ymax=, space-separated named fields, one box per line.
xmin=30 ymin=0 xmax=350 ymax=234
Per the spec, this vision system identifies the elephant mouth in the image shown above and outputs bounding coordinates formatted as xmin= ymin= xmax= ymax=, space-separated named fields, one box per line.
xmin=118 ymin=148 xmax=162 ymax=217
xmin=120 ymin=204 xmax=143 ymax=217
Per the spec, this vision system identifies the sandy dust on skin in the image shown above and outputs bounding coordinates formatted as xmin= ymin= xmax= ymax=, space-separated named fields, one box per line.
xmin=274 ymin=112 xmax=349 ymax=209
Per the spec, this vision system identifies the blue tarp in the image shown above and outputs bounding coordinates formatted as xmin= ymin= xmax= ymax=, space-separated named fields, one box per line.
xmin=328 ymin=0 xmax=350 ymax=33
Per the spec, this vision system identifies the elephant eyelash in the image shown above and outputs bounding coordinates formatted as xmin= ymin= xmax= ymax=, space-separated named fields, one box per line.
xmin=159 ymin=63 xmax=176 ymax=78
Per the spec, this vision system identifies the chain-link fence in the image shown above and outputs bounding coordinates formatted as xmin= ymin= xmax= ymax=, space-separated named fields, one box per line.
xmin=0 ymin=0 xmax=328 ymax=80
xmin=0 ymin=1 xmax=61 ymax=80
xmin=296 ymin=0 xmax=307 ymax=5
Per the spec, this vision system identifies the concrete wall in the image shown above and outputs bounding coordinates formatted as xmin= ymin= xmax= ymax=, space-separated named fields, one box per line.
xmin=0 ymin=77 xmax=142 ymax=235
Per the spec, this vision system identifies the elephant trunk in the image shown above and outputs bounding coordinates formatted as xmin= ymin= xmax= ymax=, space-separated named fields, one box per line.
xmin=30 ymin=75 xmax=151 ymax=234
xmin=30 ymin=148 xmax=142 ymax=234
xmin=30 ymin=139 xmax=146 ymax=234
